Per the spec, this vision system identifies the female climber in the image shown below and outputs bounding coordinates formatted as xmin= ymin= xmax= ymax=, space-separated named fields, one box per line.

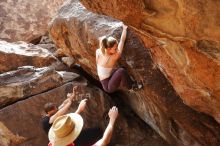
xmin=96 ymin=24 xmax=142 ymax=93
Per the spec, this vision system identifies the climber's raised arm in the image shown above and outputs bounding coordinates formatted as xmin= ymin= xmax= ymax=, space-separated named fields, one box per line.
xmin=117 ymin=24 xmax=128 ymax=55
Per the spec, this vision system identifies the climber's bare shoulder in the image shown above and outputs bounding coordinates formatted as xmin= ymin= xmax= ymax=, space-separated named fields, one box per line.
xmin=112 ymin=51 xmax=121 ymax=61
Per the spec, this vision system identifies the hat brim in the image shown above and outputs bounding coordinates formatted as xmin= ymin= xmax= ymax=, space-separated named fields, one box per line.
xmin=48 ymin=113 xmax=83 ymax=146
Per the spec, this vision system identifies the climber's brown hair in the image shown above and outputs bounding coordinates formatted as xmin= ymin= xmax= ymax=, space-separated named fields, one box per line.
xmin=44 ymin=102 xmax=56 ymax=114
xmin=100 ymin=36 xmax=118 ymax=54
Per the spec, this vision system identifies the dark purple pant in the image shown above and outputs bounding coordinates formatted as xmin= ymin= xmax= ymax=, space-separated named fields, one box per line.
xmin=100 ymin=68 xmax=133 ymax=93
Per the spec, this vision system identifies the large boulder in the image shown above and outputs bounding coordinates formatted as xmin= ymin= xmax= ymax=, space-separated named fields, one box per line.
xmin=49 ymin=1 xmax=220 ymax=145
xmin=0 ymin=66 xmax=79 ymax=107
xmin=0 ymin=81 xmax=167 ymax=146
xmin=0 ymin=0 xmax=65 ymax=42
xmin=0 ymin=40 xmax=63 ymax=73
xmin=80 ymin=0 xmax=220 ymax=43
xmin=80 ymin=0 xmax=220 ymax=125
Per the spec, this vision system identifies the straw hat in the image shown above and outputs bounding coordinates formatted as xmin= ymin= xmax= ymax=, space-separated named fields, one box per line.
xmin=48 ymin=113 xmax=83 ymax=146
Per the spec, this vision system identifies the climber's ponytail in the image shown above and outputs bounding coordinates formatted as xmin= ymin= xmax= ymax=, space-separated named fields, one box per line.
xmin=99 ymin=36 xmax=118 ymax=55
xmin=100 ymin=36 xmax=108 ymax=54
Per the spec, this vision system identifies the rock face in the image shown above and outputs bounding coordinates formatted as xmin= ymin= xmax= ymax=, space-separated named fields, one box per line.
xmin=49 ymin=0 xmax=220 ymax=145
xmin=0 ymin=80 xmax=167 ymax=146
xmin=80 ymin=0 xmax=220 ymax=43
xmin=0 ymin=66 xmax=79 ymax=107
xmin=0 ymin=122 xmax=26 ymax=146
xmin=80 ymin=0 xmax=220 ymax=125
xmin=0 ymin=0 xmax=65 ymax=42
xmin=0 ymin=40 xmax=61 ymax=73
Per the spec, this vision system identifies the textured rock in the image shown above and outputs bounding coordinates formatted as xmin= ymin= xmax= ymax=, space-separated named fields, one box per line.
xmin=0 ymin=0 xmax=65 ymax=42
xmin=62 ymin=57 xmax=75 ymax=67
xmin=49 ymin=1 xmax=220 ymax=145
xmin=80 ymin=0 xmax=220 ymax=124
xmin=80 ymin=0 xmax=220 ymax=43
xmin=138 ymin=34 xmax=220 ymax=122
xmin=0 ymin=66 xmax=79 ymax=107
xmin=0 ymin=122 xmax=26 ymax=146
xmin=37 ymin=36 xmax=58 ymax=54
xmin=0 ymin=40 xmax=62 ymax=73
xmin=0 ymin=81 xmax=167 ymax=146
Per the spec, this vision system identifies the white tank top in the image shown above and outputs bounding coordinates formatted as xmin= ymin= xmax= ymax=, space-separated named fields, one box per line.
xmin=96 ymin=49 xmax=113 ymax=80
xmin=97 ymin=64 xmax=113 ymax=80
